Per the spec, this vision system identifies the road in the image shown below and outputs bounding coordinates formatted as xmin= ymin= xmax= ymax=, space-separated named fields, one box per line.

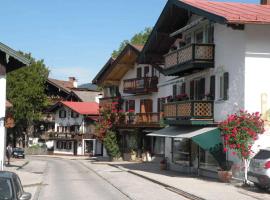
xmin=28 ymin=156 xmax=187 ymax=200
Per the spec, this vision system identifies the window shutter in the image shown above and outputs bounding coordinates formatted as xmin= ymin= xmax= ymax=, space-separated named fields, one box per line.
xmin=125 ymin=101 xmax=129 ymax=112
xmin=223 ymin=72 xmax=229 ymax=100
xmin=173 ymin=84 xmax=177 ymax=99
xmin=210 ymin=75 xmax=215 ymax=100
xmin=137 ymin=67 xmax=142 ymax=78
xmin=157 ymin=98 xmax=161 ymax=113
xmin=190 ymin=80 xmax=194 ymax=100
xmin=181 ymin=82 xmax=186 ymax=94
xmin=199 ymin=78 xmax=205 ymax=100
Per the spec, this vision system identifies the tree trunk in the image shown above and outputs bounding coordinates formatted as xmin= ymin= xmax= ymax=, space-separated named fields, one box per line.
xmin=243 ymin=159 xmax=250 ymax=184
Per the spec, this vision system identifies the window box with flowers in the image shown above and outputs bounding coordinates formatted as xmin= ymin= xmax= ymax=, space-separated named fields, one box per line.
xmin=219 ymin=110 xmax=264 ymax=184
xmin=175 ymin=93 xmax=189 ymax=101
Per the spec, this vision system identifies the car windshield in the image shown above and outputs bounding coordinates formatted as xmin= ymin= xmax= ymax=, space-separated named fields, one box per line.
xmin=254 ymin=150 xmax=270 ymax=159
xmin=14 ymin=148 xmax=23 ymax=152
xmin=0 ymin=178 xmax=12 ymax=200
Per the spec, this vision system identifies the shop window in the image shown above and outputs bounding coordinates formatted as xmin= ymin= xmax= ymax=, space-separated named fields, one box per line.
xmin=71 ymin=111 xmax=79 ymax=118
xmin=199 ymin=148 xmax=218 ymax=171
xmin=59 ymin=110 xmax=66 ymax=118
xmin=152 ymin=137 xmax=165 ymax=155
xmin=172 ymin=138 xmax=190 ymax=166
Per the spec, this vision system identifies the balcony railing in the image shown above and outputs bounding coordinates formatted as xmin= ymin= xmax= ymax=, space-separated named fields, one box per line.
xmin=123 ymin=77 xmax=158 ymax=94
xmin=164 ymin=100 xmax=214 ymax=124
xmin=163 ymin=44 xmax=214 ymax=76
xmin=117 ymin=112 xmax=162 ymax=127
xmin=99 ymin=96 xmax=119 ymax=109
xmin=43 ymin=132 xmax=93 ymax=140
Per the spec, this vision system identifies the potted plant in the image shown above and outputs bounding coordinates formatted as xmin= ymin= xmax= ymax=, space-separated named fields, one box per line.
xmin=160 ymin=158 xmax=167 ymax=170
xmin=217 ymin=161 xmax=233 ymax=182
xmin=166 ymin=95 xmax=173 ymax=102
xmin=175 ymin=93 xmax=189 ymax=101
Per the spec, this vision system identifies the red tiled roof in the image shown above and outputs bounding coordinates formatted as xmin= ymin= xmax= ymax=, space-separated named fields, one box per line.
xmin=61 ymin=101 xmax=99 ymax=115
xmin=180 ymin=0 xmax=270 ymax=24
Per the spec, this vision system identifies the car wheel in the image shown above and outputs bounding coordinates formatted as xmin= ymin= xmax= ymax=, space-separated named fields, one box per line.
xmin=254 ymin=183 xmax=269 ymax=191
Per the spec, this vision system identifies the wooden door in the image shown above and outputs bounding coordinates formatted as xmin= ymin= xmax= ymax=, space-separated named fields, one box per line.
xmin=140 ymin=99 xmax=153 ymax=123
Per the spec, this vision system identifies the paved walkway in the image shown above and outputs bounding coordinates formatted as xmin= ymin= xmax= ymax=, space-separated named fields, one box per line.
xmin=3 ymin=158 xmax=45 ymax=200
xmin=91 ymin=160 xmax=270 ymax=200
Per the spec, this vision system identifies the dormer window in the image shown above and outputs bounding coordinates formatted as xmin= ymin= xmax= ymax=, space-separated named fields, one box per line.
xmin=59 ymin=110 xmax=66 ymax=118
xmin=71 ymin=111 xmax=79 ymax=118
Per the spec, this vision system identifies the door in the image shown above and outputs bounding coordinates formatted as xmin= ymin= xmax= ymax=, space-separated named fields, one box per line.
xmin=84 ymin=139 xmax=95 ymax=156
xmin=140 ymin=99 xmax=153 ymax=123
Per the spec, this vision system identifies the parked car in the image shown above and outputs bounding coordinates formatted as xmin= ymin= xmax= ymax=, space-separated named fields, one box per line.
xmin=248 ymin=148 xmax=270 ymax=190
xmin=12 ymin=148 xmax=25 ymax=159
xmin=0 ymin=171 xmax=31 ymax=200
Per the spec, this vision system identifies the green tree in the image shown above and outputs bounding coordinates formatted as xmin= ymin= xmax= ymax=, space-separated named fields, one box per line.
xmin=111 ymin=27 xmax=152 ymax=58
xmin=6 ymin=53 xmax=49 ymax=145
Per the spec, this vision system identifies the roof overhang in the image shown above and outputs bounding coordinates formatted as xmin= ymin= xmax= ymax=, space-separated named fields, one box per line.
xmin=94 ymin=44 xmax=141 ymax=86
xmin=0 ymin=42 xmax=30 ymax=73
xmin=137 ymin=0 xmax=226 ymax=65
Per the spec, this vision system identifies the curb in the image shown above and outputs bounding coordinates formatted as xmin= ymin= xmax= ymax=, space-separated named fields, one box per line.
xmin=109 ymin=164 xmax=206 ymax=200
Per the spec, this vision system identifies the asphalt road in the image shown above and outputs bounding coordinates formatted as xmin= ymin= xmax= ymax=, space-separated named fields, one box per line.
xmin=32 ymin=156 xmax=187 ymax=200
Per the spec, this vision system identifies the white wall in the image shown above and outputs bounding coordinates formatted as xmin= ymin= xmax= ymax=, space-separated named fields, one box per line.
xmin=213 ymin=24 xmax=246 ymax=122
xmin=119 ymin=63 xmax=162 ymax=113
xmin=0 ymin=74 xmax=6 ymax=170
xmin=54 ymin=106 xmax=84 ymax=132
xmin=244 ymin=24 xmax=270 ymax=114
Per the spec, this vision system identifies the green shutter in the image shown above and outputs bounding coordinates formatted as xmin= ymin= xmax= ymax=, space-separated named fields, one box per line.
xmin=210 ymin=75 xmax=215 ymax=100
xmin=199 ymin=78 xmax=205 ymax=100
xmin=190 ymin=80 xmax=194 ymax=100
xmin=173 ymin=84 xmax=177 ymax=99
xmin=224 ymin=72 xmax=229 ymax=100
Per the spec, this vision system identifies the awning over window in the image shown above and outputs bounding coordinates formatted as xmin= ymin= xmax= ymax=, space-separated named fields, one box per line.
xmin=147 ymin=126 xmax=222 ymax=151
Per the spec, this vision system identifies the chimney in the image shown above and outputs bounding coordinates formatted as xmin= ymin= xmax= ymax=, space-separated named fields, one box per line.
xmin=261 ymin=0 xmax=270 ymax=5
xmin=68 ymin=77 xmax=77 ymax=88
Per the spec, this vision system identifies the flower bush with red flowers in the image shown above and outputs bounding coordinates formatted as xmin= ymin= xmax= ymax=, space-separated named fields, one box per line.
xmin=219 ymin=110 xmax=264 ymax=183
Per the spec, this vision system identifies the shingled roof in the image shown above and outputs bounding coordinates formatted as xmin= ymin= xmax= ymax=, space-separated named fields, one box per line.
xmin=47 ymin=78 xmax=74 ymax=93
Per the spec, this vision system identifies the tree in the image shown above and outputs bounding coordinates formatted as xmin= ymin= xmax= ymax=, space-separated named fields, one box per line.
xmin=219 ymin=110 xmax=264 ymax=183
xmin=111 ymin=27 xmax=152 ymax=58
xmin=6 ymin=52 xmax=49 ymax=146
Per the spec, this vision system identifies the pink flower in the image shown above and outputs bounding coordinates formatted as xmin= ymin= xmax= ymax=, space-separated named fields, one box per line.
xmin=223 ymin=147 xmax=228 ymax=152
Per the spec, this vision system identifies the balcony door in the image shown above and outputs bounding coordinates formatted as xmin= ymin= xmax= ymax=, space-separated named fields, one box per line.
xmin=190 ymin=78 xmax=205 ymax=100
xmin=140 ymin=99 xmax=152 ymax=113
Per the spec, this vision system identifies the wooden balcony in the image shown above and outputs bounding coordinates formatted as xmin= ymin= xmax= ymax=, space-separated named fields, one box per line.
xmin=164 ymin=100 xmax=214 ymax=125
xmin=117 ymin=112 xmax=162 ymax=128
xmin=42 ymin=132 xmax=94 ymax=140
xmin=123 ymin=77 xmax=158 ymax=94
xmin=164 ymin=44 xmax=214 ymax=76
xmin=99 ymin=96 xmax=119 ymax=109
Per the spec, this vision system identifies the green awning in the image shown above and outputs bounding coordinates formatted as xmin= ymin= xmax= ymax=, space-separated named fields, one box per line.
xmin=147 ymin=126 xmax=222 ymax=150
xmin=192 ymin=128 xmax=222 ymax=151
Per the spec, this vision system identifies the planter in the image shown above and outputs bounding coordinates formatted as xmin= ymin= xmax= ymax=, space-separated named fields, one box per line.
xmin=218 ymin=170 xmax=232 ymax=183
xmin=160 ymin=163 xmax=167 ymax=170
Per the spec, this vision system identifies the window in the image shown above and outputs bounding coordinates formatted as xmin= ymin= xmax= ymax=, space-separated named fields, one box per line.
xmin=125 ymin=100 xmax=135 ymax=112
xmin=0 ymin=178 xmax=12 ymax=199
xmin=199 ymin=148 xmax=218 ymax=171
xmin=151 ymin=137 xmax=165 ymax=155
xmin=59 ymin=110 xmax=66 ymax=118
xmin=144 ymin=66 xmax=150 ymax=77
xmin=13 ymin=176 xmax=23 ymax=198
xmin=172 ymin=138 xmax=190 ymax=166
xmin=185 ymin=34 xmax=192 ymax=45
xmin=71 ymin=111 xmax=79 ymax=118
xmin=189 ymin=78 xmax=205 ymax=100
xmin=219 ymin=72 xmax=229 ymax=100
xmin=137 ymin=67 xmax=142 ymax=78
xmin=207 ymin=24 xmax=214 ymax=43
xmin=195 ymin=30 xmax=204 ymax=43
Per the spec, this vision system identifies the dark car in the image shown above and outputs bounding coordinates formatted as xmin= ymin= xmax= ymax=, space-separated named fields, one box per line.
xmin=12 ymin=148 xmax=25 ymax=159
xmin=0 ymin=171 xmax=31 ymax=200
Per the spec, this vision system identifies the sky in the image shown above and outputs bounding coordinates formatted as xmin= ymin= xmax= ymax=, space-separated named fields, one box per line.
xmin=1 ymin=0 xmax=259 ymax=84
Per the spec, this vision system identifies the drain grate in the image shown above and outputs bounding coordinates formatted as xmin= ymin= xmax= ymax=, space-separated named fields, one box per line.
xmin=165 ymin=187 xmax=206 ymax=200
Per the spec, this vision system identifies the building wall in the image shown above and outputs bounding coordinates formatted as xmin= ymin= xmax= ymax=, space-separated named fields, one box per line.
xmin=54 ymin=106 xmax=84 ymax=132
xmin=244 ymin=24 xmax=270 ymax=115
xmin=118 ymin=63 xmax=162 ymax=113
xmin=213 ymin=24 xmax=246 ymax=122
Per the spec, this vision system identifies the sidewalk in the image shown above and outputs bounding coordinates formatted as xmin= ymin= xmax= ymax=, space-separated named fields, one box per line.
xmin=3 ymin=158 xmax=44 ymax=200
xmin=90 ymin=160 xmax=270 ymax=200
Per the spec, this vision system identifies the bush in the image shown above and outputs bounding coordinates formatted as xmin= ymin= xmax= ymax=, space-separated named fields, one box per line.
xmin=103 ymin=131 xmax=120 ymax=158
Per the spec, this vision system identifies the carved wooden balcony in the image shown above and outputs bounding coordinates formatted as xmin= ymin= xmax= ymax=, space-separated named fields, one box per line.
xmin=117 ymin=112 xmax=162 ymax=128
xmin=164 ymin=100 xmax=214 ymax=125
xmin=123 ymin=77 xmax=158 ymax=94
xmin=164 ymin=44 xmax=214 ymax=76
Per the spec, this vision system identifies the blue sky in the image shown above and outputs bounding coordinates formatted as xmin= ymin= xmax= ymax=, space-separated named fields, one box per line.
xmin=1 ymin=0 xmax=258 ymax=84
